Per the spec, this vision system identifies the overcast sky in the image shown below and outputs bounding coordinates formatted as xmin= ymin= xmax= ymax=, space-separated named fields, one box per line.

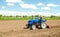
xmin=0 ymin=0 xmax=60 ymax=16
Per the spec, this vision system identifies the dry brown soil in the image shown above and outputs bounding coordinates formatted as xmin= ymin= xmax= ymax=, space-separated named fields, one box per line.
xmin=0 ymin=20 xmax=60 ymax=37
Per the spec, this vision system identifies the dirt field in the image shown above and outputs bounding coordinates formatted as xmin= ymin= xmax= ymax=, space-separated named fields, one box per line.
xmin=0 ymin=20 xmax=60 ymax=37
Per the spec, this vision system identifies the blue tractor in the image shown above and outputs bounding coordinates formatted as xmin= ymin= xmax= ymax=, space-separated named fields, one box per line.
xmin=25 ymin=18 xmax=49 ymax=30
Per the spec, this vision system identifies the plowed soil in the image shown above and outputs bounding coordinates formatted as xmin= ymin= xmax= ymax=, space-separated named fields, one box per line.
xmin=0 ymin=20 xmax=60 ymax=37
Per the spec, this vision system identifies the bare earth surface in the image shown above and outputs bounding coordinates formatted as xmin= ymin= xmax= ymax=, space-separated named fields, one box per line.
xmin=0 ymin=20 xmax=60 ymax=37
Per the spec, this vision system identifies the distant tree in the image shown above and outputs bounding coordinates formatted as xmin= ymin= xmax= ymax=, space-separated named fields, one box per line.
xmin=0 ymin=15 xmax=2 ymax=19
xmin=9 ymin=15 xmax=13 ymax=17
xmin=50 ymin=15 xmax=56 ymax=18
xmin=0 ymin=15 xmax=2 ymax=17
xmin=35 ymin=15 xmax=39 ymax=17
xmin=31 ymin=15 xmax=34 ymax=17
xmin=23 ymin=16 xmax=27 ymax=18
xmin=16 ymin=15 xmax=19 ymax=17
xmin=35 ymin=15 xmax=39 ymax=19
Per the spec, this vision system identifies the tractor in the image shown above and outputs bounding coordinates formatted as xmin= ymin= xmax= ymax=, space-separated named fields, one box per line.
xmin=25 ymin=19 xmax=49 ymax=30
